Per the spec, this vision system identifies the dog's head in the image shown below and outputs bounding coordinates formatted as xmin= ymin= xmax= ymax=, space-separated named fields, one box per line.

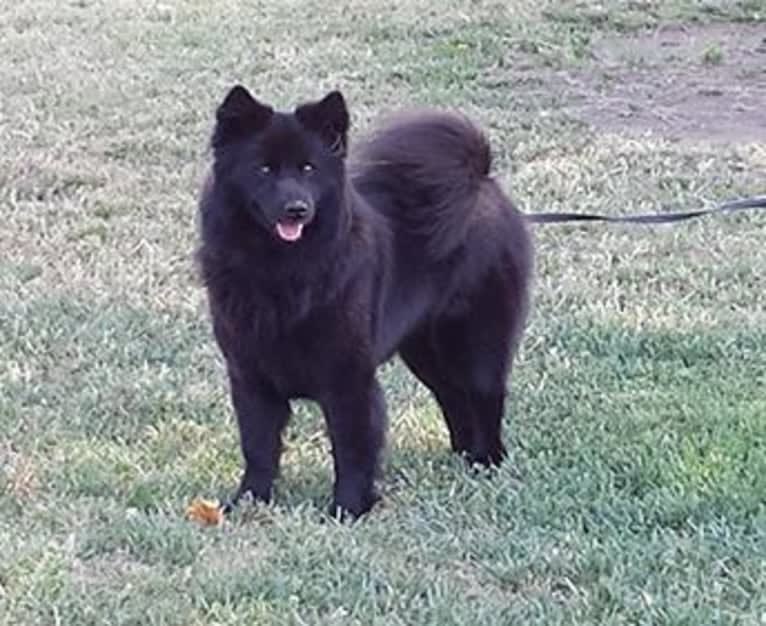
xmin=210 ymin=85 xmax=350 ymax=244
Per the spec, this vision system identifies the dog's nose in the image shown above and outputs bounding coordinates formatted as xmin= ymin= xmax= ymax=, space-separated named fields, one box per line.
xmin=284 ymin=200 xmax=311 ymax=220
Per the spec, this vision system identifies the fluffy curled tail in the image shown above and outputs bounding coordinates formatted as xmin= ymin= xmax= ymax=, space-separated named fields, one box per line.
xmin=354 ymin=110 xmax=499 ymax=259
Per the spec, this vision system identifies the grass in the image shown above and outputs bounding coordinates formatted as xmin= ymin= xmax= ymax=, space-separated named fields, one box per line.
xmin=1 ymin=1 xmax=765 ymax=624
xmin=702 ymin=42 xmax=725 ymax=65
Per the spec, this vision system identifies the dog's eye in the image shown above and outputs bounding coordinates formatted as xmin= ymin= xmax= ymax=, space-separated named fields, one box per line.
xmin=301 ymin=162 xmax=315 ymax=174
xmin=258 ymin=164 xmax=272 ymax=175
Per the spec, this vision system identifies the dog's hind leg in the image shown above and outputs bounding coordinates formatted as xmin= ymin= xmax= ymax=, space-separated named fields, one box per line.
xmin=401 ymin=269 xmax=527 ymax=467
xmin=401 ymin=324 xmax=509 ymax=466
xmin=399 ymin=329 xmax=475 ymax=455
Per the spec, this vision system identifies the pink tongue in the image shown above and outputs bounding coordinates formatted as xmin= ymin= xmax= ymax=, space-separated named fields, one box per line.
xmin=276 ymin=221 xmax=304 ymax=242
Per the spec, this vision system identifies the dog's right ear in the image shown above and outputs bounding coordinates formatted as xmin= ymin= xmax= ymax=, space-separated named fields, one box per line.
xmin=212 ymin=85 xmax=273 ymax=147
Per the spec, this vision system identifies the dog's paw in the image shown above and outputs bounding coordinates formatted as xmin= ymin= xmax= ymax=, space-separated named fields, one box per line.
xmin=329 ymin=486 xmax=380 ymax=522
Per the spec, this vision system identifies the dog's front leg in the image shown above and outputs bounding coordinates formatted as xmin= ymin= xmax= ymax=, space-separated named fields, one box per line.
xmin=321 ymin=377 xmax=386 ymax=519
xmin=228 ymin=375 xmax=291 ymax=508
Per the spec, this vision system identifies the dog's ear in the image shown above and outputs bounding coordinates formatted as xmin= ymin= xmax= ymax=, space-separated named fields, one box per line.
xmin=295 ymin=91 xmax=350 ymax=157
xmin=213 ymin=85 xmax=273 ymax=147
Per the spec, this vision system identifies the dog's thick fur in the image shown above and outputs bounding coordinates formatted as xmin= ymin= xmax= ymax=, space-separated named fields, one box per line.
xmin=197 ymin=86 xmax=533 ymax=517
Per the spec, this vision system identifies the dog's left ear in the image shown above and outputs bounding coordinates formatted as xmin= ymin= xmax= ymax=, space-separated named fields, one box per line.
xmin=295 ymin=91 xmax=350 ymax=157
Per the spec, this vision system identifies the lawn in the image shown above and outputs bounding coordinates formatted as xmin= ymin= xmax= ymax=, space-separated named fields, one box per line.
xmin=1 ymin=1 xmax=765 ymax=624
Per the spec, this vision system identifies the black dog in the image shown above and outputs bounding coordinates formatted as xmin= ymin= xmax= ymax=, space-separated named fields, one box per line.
xmin=197 ymin=86 xmax=533 ymax=518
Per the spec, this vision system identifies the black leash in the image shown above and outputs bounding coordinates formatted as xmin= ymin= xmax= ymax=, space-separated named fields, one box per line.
xmin=525 ymin=195 xmax=766 ymax=225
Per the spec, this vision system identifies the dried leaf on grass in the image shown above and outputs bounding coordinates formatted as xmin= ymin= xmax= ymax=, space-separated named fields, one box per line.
xmin=185 ymin=497 xmax=224 ymax=527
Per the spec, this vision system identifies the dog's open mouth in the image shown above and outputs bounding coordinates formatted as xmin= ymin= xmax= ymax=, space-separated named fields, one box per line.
xmin=275 ymin=219 xmax=306 ymax=242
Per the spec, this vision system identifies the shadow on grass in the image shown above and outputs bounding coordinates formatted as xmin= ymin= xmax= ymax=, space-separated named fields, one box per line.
xmin=4 ymin=296 xmax=764 ymax=529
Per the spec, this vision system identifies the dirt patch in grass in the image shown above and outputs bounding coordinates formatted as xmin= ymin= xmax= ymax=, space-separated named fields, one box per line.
xmin=565 ymin=23 xmax=766 ymax=143
xmin=0 ymin=444 xmax=39 ymax=498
